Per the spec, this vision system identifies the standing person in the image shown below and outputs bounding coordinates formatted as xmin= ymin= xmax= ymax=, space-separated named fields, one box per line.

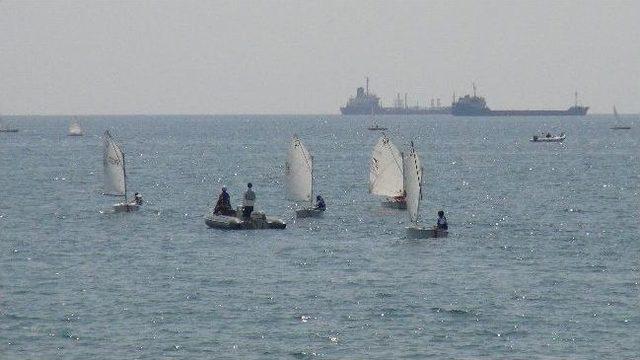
xmin=436 ymin=210 xmax=448 ymax=230
xmin=242 ymin=182 xmax=256 ymax=218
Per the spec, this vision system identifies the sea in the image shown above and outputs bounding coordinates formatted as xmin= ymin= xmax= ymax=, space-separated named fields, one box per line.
xmin=1 ymin=114 xmax=638 ymax=359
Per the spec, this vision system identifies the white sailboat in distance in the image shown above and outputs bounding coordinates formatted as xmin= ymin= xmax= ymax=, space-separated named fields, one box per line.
xmin=610 ymin=105 xmax=631 ymax=130
xmin=68 ymin=121 xmax=84 ymax=136
xmin=0 ymin=115 xmax=18 ymax=133
xmin=103 ymin=130 xmax=141 ymax=212
xmin=370 ymin=135 xmax=406 ymax=209
xmin=286 ymin=135 xmax=324 ymax=218
xmin=403 ymin=141 xmax=447 ymax=238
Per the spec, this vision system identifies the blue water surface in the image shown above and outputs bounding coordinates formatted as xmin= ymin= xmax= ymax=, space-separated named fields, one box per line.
xmin=0 ymin=114 xmax=638 ymax=359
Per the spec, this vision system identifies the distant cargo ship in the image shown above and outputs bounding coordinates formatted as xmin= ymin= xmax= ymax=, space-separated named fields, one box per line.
xmin=452 ymin=85 xmax=588 ymax=116
xmin=340 ymin=78 xmax=451 ymax=115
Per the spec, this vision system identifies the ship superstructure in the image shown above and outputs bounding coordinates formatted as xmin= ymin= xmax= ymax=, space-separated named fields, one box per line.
xmin=340 ymin=78 xmax=451 ymax=115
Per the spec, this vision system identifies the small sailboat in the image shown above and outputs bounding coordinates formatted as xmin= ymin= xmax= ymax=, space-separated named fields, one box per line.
xmin=610 ymin=106 xmax=631 ymax=130
xmin=68 ymin=121 xmax=84 ymax=136
xmin=370 ymin=135 xmax=406 ymax=209
xmin=367 ymin=105 xmax=387 ymax=131
xmin=0 ymin=116 xmax=18 ymax=133
xmin=286 ymin=136 xmax=324 ymax=218
xmin=103 ymin=130 xmax=141 ymax=212
xmin=404 ymin=142 xmax=447 ymax=238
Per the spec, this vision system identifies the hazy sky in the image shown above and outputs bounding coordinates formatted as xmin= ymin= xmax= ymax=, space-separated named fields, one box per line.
xmin=1 ymin=0 xmax=638 ymax=114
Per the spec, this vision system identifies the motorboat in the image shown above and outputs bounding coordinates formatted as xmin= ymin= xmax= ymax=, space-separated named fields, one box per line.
xmin=530 ymin=133 xmax=565 ymax=142
xmin=204 ymin=207 xmax=286 ymax=230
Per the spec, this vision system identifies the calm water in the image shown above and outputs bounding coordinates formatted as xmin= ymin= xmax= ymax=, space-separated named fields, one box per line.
xmin=1 ymin=115 xmax=638 ymax=359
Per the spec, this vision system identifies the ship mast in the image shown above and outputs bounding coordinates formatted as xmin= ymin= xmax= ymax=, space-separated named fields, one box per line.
xmin=366 ymin=77 xmax=369 ymax=96
xmin=574 ymin=91 xmax=578 ymax=107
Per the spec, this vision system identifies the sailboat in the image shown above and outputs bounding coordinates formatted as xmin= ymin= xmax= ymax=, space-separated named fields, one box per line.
xmin=610 ymin=106 xmax=631 ymax=130
xmin=0 ymin=116 xmax=18 ymax=133
xmin=286 ymin=136 xmax=323 ymax=218
xmin=403 ymin=141 xmax=447 ymax=238
xmin=68 ymin=121 xmax=84 ymax=136
xmin=103 ymin=130 xmax=140 ymax=212
xmin=367 ymin=105 xmax=387 ymax=131
xmin=370 ymin=135 xmax=406 ymax=209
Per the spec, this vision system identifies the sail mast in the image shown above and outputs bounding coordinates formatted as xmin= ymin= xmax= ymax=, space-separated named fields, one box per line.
xmin=122 ymin=151 xmax=128 ymax=203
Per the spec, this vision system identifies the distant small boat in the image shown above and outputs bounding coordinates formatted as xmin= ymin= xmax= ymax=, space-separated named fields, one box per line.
xmin=368 ymin=124 xmax=387 ymax=131
xmin=610 ymin=106 xmax=631 ymax=130
xmin=286 ymin=136 xmax=324 ymax=218
xmin=530 ymin=133 xmax=565 ymax=142
xmin=0 ymin=117 xmax=18 ymax=132
xmin=68 ymin=122 xmax=84 ymax=136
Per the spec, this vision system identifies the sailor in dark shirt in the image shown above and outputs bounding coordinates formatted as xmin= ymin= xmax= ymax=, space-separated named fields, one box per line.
xmin=436 ymin=210 xmax=448 ymax=230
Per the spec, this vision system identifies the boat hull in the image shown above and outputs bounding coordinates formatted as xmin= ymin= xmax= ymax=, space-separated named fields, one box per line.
xmin=0 ymin=129 xmax=18 ymax=133
xmin=406 ymin=226 xmax=448 ymax=239
xmin=530 ymin=136 xmax=565 ymax=142
xmin=113 ymin=203 xmax=140 ymax=212
xmin=205 ymin=212 xmax=286 ymax=230
xmin=295 ymin=208 xmax=324 ymax=218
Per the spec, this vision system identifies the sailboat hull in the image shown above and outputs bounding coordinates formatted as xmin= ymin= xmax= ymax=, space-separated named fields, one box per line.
xmin=112 ymin=203 xmax=140 ymax=212
xmin=406 ymin=226 xmax=448 ymax=239
xmin=295 ymin=208 xmax=324 ymax=218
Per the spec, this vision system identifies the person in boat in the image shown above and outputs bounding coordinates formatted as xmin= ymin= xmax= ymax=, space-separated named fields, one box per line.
xmin=546 ymin=132 xmax=551 ymax=138
xmin=214 ymin=186 xmax=233 ymax=215
xmin=242 ymin=182 xmax=256 ymax=219
xmin=435 ymin=210 xmax=448 ymax=230
xmin=315 ymin=195 xmax=326 ymax=211
xmin=131 ymin=192 xmax=143 ymax=206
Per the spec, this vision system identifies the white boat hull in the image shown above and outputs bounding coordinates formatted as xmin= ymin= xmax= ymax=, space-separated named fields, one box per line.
xmin=112 ymin=203 xmax=140 ymax=212
xmin=205 ymin=211 xmax=286 ymax=230
xmin=406 ymin=226 xmax=448 ymax=239
xmin=295 ymin=208 xmax=324 ymax=218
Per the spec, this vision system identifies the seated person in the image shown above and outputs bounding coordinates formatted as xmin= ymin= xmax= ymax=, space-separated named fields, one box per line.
xmin=315 ymin=195 xmax=326 ymax=211
xmin=213 ymin=187 xmax=234 ymax=215
xmin=436 ymin=210 xmax=448 ymax=230
xmin=131 ymin=192 xmax=143 ymax=206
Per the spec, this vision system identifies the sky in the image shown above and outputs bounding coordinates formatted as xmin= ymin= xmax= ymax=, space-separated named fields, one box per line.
xmin=0 ymin=0 xmax=638 ymax=115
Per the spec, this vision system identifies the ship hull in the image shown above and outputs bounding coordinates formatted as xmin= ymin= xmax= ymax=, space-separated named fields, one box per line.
xmin=453 ymin=109 xmax=588 ymax=116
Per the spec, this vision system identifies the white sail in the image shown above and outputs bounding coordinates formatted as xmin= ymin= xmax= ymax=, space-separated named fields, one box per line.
xmin=68 ymin=122 xmax=83 ymax=135
xmin=403 ymin=142 xmax=423 ymax=224
xmin=369 ymin=136 xmax=404 ymax=197
xmin=103 ymin=130 xmax=126 ymax=197
xmin=286 ymin=136 xmax=313 ymax=202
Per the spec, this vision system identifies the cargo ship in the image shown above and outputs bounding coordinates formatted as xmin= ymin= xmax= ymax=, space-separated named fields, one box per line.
xmin=340 ymin=78 xmax=451 ymax=115
xmin=452 ymin=85 xmax=588 ymax=116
